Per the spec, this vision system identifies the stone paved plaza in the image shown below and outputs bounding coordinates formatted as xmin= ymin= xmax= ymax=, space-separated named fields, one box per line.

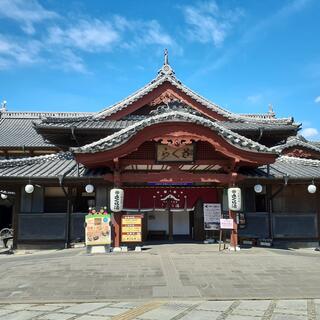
xmin=1 ymin=299 xmax=320 ymax=320
xmin=0 ymin=243 xmax=320 ymax=302
xmin=0 ymin=243 xmax=320 ymax=303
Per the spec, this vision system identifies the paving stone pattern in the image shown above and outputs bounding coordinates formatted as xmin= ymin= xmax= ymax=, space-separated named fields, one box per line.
xmin=0 ymin=299 xmax=319 ymax=320
xmin=1 ymin=244 xmax=320 ymax=302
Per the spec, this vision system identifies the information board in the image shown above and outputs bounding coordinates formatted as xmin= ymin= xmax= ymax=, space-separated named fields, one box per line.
xmin=85 ymin=214 xmax=111 ymax=246
xmin=121 ymin=215 xmax=142 ymax=242
xmin=203 ymin=203 xmax=221 ymax=230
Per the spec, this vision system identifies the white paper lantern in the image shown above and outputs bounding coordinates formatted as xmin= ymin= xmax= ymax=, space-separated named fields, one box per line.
xmin=254 ymin=184 xmax=263 ymax=193
xmin=0 ymin=193 xmax=8 ymax=199
xmin=110 ymin=188 xmax=124 ymax=212
xmin=25 ymin=184 xmax=34 ymax=194
xmin=308 ymin=184 xmax=317 ymax=194
xmin=227 ymin=187 xmax=242 ymax=211
xmin=85 ymin=184 xmax=94 ymax=193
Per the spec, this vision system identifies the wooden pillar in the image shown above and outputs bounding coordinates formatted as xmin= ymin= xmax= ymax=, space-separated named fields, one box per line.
xmin=194 ymin=199 xmax=204 ymax=241
xmin=12 ymin=186 xmax=21 ymax=250
xmin=229 ymin=173 xmax=239 ymax=249
xmin=229 ymin=210 xmax=238 ymax=249
xmin=112 ymin=212 xmax=122 ymax=247
xmin=64 ymin=188 xmax=73 ymax=249
xmin=111 ymin=161 xmax=123 ymax=248
xmin=168 ymin=209 xmax=173 ymax=241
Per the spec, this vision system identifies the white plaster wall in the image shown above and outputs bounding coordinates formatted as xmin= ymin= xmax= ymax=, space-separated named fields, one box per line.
xmin=147 ymin=212 xmax=169 ymax=234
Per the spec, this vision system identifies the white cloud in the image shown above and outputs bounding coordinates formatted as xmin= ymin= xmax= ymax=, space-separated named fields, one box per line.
xmin=301 ymin=127 xmax=319 ymax=138
xmin=143 ymin=20 xmax=173 ymax=46
xmin=0 ymin=0 xmax=58 ymax=34
xmin=192 ymin=0 xmax=313 ymax=78
xmin=0 ymin=1 xmax=176 ymax=73
xmin=48 ymin=20 xmax=120 ymax=52
xmin=180 ymin=1 xmax=243 ymax=46
xmin=57 ymin=49 xmax=87 ymax=73
xmin=0 ymin=35 xmax=42 ymax=69
xmin=315 ymin=96 xmax=320 ymax=103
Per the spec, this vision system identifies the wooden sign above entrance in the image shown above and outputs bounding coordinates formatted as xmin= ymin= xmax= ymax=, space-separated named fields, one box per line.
xmin=157 ymin=144 xmax=194 ymax=162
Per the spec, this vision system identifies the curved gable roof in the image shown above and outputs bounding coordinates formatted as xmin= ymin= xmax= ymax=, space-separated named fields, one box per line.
xmin=72 ymin=111 xmax=275 ymax=155
xmin=96 ymin=62 xmax=294 ymax=124
xmin=271 ymin=135 xmax=320 ymax=154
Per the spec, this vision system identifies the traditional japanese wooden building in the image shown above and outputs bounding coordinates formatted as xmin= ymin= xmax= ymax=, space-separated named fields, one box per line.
xmin=1 ymin=52 xmax=320 ymax=249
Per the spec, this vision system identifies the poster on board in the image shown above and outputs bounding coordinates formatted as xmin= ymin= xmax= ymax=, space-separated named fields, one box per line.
xmin=203 ymin=203 xmax=221 ymax=230
xmin=85 ymin=213 xmax=111 ymax=246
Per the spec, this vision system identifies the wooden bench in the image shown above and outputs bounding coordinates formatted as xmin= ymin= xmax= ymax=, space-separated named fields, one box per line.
xmin=148 ymin=230 xmax=166 ymax=240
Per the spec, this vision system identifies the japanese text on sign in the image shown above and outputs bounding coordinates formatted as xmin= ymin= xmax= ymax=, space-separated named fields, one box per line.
xmin=220 ymin=218 xmax=234 ymax=229
xmin=121 ymin=215 xmax=142 ymax=242
xmin=110 ymin=188 xmax=124 ymax=212
xmin=227 ymin=187 xmax=242 ymax=211
xmin=157 ymin=144 xmax=194 ymax=162
xmin=203 ymin=203 xmax=221 ymax=230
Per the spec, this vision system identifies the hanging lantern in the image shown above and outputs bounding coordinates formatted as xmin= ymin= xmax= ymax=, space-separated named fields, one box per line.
xmin=308 ymin=184 xmax=317 ymax=194
xmin=25 ymin=184 xmax=34 ymax=194
xmin=110 ymin=188 xmax=124 ymax=212
xmin=85 ymin=184 xmax=94 ymax=193
xmin=227 ymin=187 xmax=242 ymax=211
xmin=1 ymin=193 xmax=8 ymax=200
xmin=254 ymin=184 xmax=263 ymax=193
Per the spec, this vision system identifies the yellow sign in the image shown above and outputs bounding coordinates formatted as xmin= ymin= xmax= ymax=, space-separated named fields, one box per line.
xmin=122 ymin=226 xmax=141 ymax=232
xmin=157 ymin=144 xmax=194 ymax=162
xmin=122 ymin=234 xmax=142 ymax=242
xmin=122 ymin=218 xmax=141 ymax=225
xmin=121 ymin=215 xmax=142 ymax=243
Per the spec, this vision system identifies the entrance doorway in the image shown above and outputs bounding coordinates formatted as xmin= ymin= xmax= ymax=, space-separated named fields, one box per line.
xmin=146 ymin=210 xmax=191 ymax=241
xmin=0 ymin=204 xmax=13 ymax=230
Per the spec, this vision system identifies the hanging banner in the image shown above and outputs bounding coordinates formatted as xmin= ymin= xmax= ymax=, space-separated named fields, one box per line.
xmin=121 ymin=215 xmax=142 ymax=242
xmin=227 ymin=187 xmax=242 ymax=211
xmin=220 ymin=218 xmax=234 ymax=230
xmin=203 ymin=203 xmax=221 ymax=230
xmin=85 ymin=213 xmax=111 ymax=246
xmin=110 ymin=188 xmax=124 ymax=212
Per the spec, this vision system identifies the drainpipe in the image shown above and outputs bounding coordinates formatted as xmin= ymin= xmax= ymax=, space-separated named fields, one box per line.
xmin=257 ymin=127 xmax=264 ymax=142
xmin=58 ymin=163 xmax=77 ymax=249
xmin=71 ymin=126 xmax=80 ymax=147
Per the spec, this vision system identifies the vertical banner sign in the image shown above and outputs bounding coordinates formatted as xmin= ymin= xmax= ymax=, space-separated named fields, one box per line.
xmin=203 ymin=203 xmax=221 ymax=230
xmin=227 ymin=187 xmax=242 ymax=211
xmin=85 ymin=213 xmax=111 ymax=245
xmin=110 ymin=188 xmax=124 ymax=212
xmin=121 ymin=215 xmax=142 ymax=242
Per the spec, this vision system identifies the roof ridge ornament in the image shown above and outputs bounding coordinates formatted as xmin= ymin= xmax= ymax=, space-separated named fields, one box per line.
xmin=268 ymin=104 xmax=275 ymax=117
xmin=0 ymin=100 xmax=7 ymax=113
xmin=157 ymin=48 xmax=175 ymax=78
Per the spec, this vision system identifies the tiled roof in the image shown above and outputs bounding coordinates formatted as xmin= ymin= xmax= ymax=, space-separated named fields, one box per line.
xmin=96 ymin=63 xmax=294 ymax=124
xmin=0 ymin=153 xmax=319 ymax=180
xmin=271 ymin=135 xmax=320 ymax=153
xmin=0 ymin=152 xmax=105 ymax=178
xmin=34 ymin=119 xmax=136 ymax=130
xmin=72 ymin=111 xmax=275 ymax=154
xmin=244 ymin=156 xmax=320 ymax=179
xmin=0 ymin=111 xmax=94 ymax=148
xmin=220 ymin=121 xmax=298 ymax=132
xmin=34 ymin=118 xmax=299 ymax=132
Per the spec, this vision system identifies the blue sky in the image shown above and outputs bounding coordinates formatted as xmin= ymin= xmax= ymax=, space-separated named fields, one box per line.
xmin=0 ymin=0 xmax=320 ymax=139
